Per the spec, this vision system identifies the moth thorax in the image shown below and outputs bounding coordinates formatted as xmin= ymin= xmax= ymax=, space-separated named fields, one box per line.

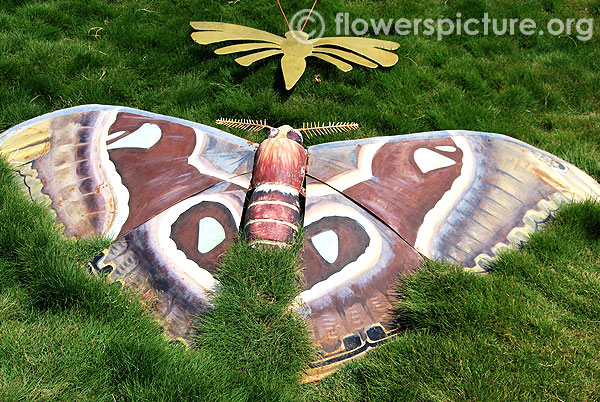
xmin=252 ymin=135 xmax=307 ymax=191
xmin=245 ymin=131 xmax=308 ymax=247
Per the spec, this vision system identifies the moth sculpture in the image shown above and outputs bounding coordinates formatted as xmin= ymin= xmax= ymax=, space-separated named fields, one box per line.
xmin=1 ymin=105 xmax=599 ymax=381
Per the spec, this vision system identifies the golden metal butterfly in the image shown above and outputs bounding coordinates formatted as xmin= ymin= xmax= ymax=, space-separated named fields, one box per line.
xmin=190 ymin=22 xmax=400 ymax=90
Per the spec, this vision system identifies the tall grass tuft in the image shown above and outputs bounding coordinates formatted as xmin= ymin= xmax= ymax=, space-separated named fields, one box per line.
xmin=194 ymin=238 xmax=315 ymax=400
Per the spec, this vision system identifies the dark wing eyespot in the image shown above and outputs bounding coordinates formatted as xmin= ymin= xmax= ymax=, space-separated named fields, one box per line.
xmin=303 ymin=215 xmax=371 ymax=289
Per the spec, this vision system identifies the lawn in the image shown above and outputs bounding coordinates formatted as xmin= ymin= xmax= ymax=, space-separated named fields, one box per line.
xmin=1 ymin=0 xmax=600 ymax=400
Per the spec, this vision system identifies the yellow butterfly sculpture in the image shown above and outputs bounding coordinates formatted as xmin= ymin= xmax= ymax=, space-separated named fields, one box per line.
xmin=190 ymin=22 xmax=400 ymax=90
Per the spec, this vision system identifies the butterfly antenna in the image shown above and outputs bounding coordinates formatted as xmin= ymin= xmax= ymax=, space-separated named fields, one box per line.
xmin=302 ymin=0 xmax=320 ymax=31
xmin=298 ymin=122 xmax=359 ymax=138
xmin=216 ymin=118 xmax=273 ymax=133
xmin=276 ymin=0 xmax=292 ymax=31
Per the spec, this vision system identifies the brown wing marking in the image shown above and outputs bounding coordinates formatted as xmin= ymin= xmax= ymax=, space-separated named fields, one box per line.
xmin=307 ymin=131 xmax=600 ymax=271
xmin=105 ymin=112 xmax=254 ymax=235
xmin=0 ymin=106 xmax=257 ymax=239
xmin=308 ymin=136 xmax=463 ymax=247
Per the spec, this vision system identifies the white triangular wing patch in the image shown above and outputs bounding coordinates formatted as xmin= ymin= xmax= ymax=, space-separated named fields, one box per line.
xmin=107 ymin=123 xmax=162 ymax=150
xmin=311 ymin=230 xmax=339 ymax=264
xmin=197 ymin=217 xmax=226 ymax=253
xmin=413 ymin=148 xmax=456 ymax=173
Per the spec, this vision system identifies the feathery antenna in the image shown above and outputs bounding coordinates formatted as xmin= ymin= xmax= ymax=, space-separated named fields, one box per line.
xmin=216 ymin=118 xmax=273 ymax=132
xmin=298 ymin=122 xmax=359 ymax=138
xmin=276 ymin=0 xmax=292 ymax=31
xmin=302 ymin=0 xmax=320 ymax=31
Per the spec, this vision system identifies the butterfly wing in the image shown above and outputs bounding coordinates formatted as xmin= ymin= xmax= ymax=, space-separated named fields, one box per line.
xmin=0 ymin=105 xmax=257 ymax=239
xmin=307 ymin=130 xmax=600 ymax=272
xmin=190 ymin=22 xmax=284 ymax=66
xmin=190 ymin=21 xmax=284 ymax=45
xmin=301 ymin=177 xmax=423 ymax=381
xmin=311 ymin=36 xmax=400 ymax=71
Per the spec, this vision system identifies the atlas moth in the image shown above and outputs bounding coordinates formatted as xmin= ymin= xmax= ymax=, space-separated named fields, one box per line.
xmin=1 ymin=105 xmax=599 ymax=381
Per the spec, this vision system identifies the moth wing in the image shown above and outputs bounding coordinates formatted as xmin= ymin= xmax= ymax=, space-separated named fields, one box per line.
xmin=0 ymin=105 xmax=257 ymax=239
xmin=307 ymin=131 xmax=600 ymax=272
xmin=90 ymin=179 xmax=248 ymax=340
xmin=301 ymin=177 xmax=423 ymax=381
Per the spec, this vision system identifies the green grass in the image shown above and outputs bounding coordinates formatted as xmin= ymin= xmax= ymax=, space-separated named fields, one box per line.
xmin=193 ymin=238 xmax=314 ymax=400
xmin=1 ymin=0 xmax=600 ymax=400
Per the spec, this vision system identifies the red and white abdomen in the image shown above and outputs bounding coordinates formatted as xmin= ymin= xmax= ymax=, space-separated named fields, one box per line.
xmin=245 ymin=136 xmax=307 ymax=246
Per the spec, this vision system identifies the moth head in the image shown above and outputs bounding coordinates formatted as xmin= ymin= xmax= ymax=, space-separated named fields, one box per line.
xmin=268 ymin=125 xmax=304 ymax=144
xmin=215 ymin=118 xmax=359 ymax=145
